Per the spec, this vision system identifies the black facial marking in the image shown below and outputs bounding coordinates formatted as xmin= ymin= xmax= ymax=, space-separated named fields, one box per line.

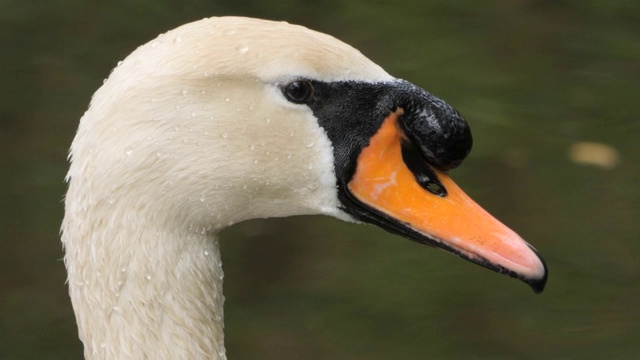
xmin=291 ymin=79 xmax=472 ymax=195
xmin=303 ymin=80 xmax=394 ymax=183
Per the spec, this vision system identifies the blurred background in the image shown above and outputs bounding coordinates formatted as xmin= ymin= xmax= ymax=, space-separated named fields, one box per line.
xmin=1 ymin=0 xmax=639 ymax=359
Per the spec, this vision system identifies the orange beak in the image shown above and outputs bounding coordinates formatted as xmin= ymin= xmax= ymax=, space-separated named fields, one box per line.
xmin=348 ymin=111 xmax=547 ymax=292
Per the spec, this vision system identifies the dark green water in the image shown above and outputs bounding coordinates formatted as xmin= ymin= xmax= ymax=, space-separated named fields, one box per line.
xmin=1 ymin=1 xmax=639 ymax=359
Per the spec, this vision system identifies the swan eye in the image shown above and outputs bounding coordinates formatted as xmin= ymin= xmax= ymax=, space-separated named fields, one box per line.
xmin=282 ymin=80 xmax=315 ymax=104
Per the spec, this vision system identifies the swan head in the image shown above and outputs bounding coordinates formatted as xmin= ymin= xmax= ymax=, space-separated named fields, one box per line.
xmin=67 ymin=17 xmax=546 ymax=293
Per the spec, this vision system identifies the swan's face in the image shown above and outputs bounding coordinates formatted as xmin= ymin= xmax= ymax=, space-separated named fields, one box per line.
xmin=70 ymin=17 xmax=545 ymax=291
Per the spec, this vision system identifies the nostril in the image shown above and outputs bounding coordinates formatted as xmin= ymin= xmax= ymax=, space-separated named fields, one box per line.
xmin=401 ymin=139 xmax=448 ymax=197
xmin=424 ymin=180 xmax=446 ymax=197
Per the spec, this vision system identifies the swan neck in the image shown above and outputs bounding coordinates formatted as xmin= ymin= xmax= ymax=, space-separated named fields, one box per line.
xmin=63 ymin=211 xmax=227 ymax=359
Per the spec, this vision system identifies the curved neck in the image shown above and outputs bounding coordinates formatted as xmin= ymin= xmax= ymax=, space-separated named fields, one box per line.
xmin=63 ymin=206 xmax=226 ymax=359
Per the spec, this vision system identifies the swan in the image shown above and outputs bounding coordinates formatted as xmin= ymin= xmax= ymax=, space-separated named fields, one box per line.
xmin=61 ymin=16 xmax=547 ymax=359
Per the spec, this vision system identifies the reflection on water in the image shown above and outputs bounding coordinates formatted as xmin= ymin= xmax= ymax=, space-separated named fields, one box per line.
xmin=1 ymin=1 xmax=639 ymax=359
